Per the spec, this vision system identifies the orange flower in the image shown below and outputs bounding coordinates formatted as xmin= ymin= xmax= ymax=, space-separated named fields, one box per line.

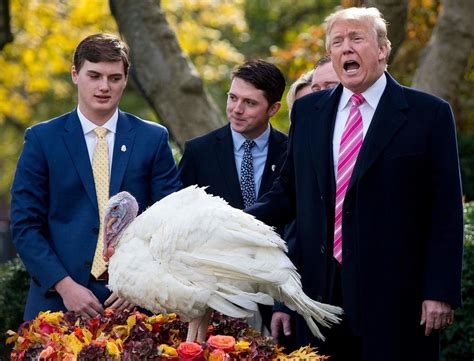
xmin=207 ymin=335 xmax=236 ymax=352
xmin=176 ymin=341 xmax=204 ymax=360
xmin=208 ymin=348 xmax=230 ymax=361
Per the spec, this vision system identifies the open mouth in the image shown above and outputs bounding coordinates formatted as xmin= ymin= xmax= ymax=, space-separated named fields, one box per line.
xmin=343 ymin=60 xmax=360 ymax=73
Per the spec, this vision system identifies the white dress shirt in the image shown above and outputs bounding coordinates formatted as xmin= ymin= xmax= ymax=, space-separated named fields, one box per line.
xmin=332 ymin=73 xmax=387 ymax=176
xmin=77 ymin=107 xmax=118 ymax=173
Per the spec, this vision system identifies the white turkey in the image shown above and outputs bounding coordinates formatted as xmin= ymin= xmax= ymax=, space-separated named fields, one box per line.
xmin=102 ymin=185 xmax=342 ymax=342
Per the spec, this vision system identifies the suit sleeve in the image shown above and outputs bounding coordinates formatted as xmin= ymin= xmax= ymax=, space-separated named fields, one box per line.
xmin=178 ymin=140 xmax=198 ymax=187
xmin=10 ymin=128 xmax=69 ymax=295
xmin=150 ymin=127 xmax=182 ymax=203
xmin=246 ymin=113 xmax=298 ymax=227
xmin=423 ymin=101 xmax=464 ymax=307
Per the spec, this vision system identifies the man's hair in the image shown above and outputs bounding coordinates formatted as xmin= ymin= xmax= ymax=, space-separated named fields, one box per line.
xmin=286 ymin=69 xmax=313 ymax=111
xmin=73 ymin=33 xmax=130 ymax=76
xmin=324 ymin=7 xmax=392 ymax=62
xmin=231 ymin=60 xmax=286 ymax=106
xmin=314 ymin=56 xmax=332 ymax=69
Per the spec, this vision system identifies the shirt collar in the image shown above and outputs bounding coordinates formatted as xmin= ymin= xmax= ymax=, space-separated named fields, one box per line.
xmin=231 ymin=124 xmax=271 ymax=152
xmin=338 ymin=73 xmax=387 ymax=111
xmin=77 ymin=106 xmax=119 ymax=135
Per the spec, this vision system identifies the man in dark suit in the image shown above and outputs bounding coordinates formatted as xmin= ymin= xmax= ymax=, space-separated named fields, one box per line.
xmin=179 ymin=60 xmax=287 ymax=332
xmin=248 ymin=7 xmax=463 ymax=361
xmin=10 ymin=33 xmax=182 ymax=321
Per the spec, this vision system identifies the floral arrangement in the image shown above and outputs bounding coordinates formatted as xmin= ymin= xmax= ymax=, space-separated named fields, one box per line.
xmin=7 ymin=309 xmax=328 ymax=360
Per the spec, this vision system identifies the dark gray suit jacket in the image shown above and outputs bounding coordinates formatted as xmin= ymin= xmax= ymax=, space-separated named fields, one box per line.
xmin=178 ymin=123 xmax=288 ymax=209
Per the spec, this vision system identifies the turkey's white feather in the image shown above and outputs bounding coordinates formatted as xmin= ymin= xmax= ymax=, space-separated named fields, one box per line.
xmin=107 ymin=186 xmax=342 ymax=339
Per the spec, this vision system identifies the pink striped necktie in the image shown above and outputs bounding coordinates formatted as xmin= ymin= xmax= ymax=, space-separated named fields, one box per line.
xmin=333 ymin=93 xmax=365 ymax=263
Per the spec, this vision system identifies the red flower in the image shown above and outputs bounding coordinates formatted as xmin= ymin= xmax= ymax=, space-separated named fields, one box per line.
xmin=207 ymin=335 xmax=235 ymax=352
xmin=38 ymin=322 xmax=56 ymax=334
xmin=176 ymin=342 xmax=204 ymax=360
xmin=73 ymin=326 xmax=84 ymax=341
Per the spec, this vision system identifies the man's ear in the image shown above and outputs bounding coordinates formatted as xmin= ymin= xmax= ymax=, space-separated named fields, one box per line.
xmin=378 ymin=43 xmax=388 ymax=62
xmin=71 ymin=65 xmax=78 ymax=84
xmin=268 ymin=102 xmax=281 ymax=118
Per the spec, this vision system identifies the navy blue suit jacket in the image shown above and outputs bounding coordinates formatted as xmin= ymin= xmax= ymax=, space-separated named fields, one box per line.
xmin=247 ymin=73 xmax=463 ymax=360
xmin=178 ymin=124 xmax=287 ymax=209
xmin=10 ymin=109 xmax=182 ymax=320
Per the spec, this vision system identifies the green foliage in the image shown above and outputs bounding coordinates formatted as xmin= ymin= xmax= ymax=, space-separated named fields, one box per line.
xmin=440 ymin=202 xmax=474 ymax=360
xmin=458 ymin=133 xmax=474 ymax=202
xmin=0 ymin=257 xmax=29 ymax=359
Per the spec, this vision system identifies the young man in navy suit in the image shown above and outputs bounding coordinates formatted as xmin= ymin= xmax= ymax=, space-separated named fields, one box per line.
xmin=179 ymin=60 xmax=287 ymax=333
xmin=11 ymin=33 xmax=182 ymax=320
xmin=247 ymin=7 xmax=463 ymax=361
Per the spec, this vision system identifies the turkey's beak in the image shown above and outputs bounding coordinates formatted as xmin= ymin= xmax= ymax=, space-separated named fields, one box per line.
xmin=107 ymin=216 xmax=117 ymax=230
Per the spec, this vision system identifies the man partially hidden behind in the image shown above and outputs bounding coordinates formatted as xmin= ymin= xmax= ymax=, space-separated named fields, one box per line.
xmin=179 ymin=60 xmax=288 ymax=334
xmin=11 ymin=33 xmax=182 ymax=321
xmin=247 ymin=7 xmax=463 ymax=361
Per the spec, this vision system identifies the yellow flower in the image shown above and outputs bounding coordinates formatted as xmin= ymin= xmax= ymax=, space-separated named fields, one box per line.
xmin=38 ymin=311 xmax=64 ymax=325
xmin=112 ymin=324 xmax=131 ymax=339
xmin=62 ymin=333 xmax=84 ymax=356
xmin=82 ymin=328 xmax=93 ymax=344
xmin=126 ymin=315 xmax=137 ymax=328
xmin=235 ymin=340 xmax=250 ymax=351
xmin=5 ymin=330 xmax=18 ymax=345
xmin=159 ymin=344 xmax=178 ymax=356
xmin=106 ymin=339 xmax=123 ymax=357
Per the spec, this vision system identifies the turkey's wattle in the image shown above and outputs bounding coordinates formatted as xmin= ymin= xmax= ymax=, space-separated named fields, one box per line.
xmin=103 ymin=186 xmax=342 ymax=342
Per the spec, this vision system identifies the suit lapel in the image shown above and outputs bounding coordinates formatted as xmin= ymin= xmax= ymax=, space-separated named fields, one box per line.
xmin=310 ymin=86 xmax=342 ymax=207
xmin=110 ymin=111 xmax=136 ymax=196
xmin=62 ymin=110 xmax=98 ymax=211
xmin=258 ymin=127 xmax=286 ymax=196
xmin=215 ymin=125 xmax=243 ymax=207
xmin=348 ymin=73 xmax=408 ymax=191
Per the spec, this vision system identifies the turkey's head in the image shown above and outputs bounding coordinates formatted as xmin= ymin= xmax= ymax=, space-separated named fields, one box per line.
xmin=103 ymin=191 xmax=139 ymax=261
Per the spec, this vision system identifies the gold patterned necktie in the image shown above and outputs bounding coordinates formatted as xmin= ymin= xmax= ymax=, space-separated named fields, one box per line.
xmin=91 ymin=127 xmax=109 ymax=278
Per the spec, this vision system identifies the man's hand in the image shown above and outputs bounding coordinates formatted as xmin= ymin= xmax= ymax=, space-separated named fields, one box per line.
xmin=105 ymin=292 xmax=134 ymax=313
xmin=271 ymin=311 xmax=292 ymax=342
xmin=420 ymin=300 xmax=454 ymax=336
xmin=54 ymin=276 xmax=103 ymax=319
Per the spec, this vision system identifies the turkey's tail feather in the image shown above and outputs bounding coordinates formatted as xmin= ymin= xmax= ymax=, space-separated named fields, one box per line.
xmin=279 ymin=272 xmax=343 ymax=341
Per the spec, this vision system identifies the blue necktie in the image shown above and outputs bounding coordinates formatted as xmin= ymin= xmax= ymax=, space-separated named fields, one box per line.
xmin=240 ymin=140 xmax=256 ymax=208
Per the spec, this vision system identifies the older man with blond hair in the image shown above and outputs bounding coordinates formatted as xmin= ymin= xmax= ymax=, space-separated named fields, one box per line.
xmin=248 ymin=7 xmax=463 ymax=361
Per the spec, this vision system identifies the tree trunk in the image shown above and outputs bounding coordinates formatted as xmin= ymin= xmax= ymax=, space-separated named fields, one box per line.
xmin=363 ymin=0 xmax=409 ymax=63
xmin=0 ymin=0 xmax=13 ymax=50
xmin=412 ymin=0 xmax=473 ymax=106
xmin=109 ymin=0 xmax=225 ymax=149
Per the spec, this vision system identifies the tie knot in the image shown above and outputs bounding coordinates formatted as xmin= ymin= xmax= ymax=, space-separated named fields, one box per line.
xmin=243 ymin=139 xmax=256 ymax=151
xmin=94 ymin=127 xmax=108 ymax=139
xmin=350 ymin=93 xmax=365 ymax=107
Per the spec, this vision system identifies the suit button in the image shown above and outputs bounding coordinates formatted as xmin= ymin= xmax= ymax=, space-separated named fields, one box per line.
xmin=345 ymin=210 xmax=352 ymax=215
xmin=320 ymin=245 xmax=326 ymax=254
xmin=320 ymin=194 xmax=324 ymax=201
xmin=92 ymin=227 xmax=99 ymax=234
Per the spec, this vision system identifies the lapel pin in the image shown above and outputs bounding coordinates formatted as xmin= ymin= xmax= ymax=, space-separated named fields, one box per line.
xmin=121 ymin=145 xmax=127 ymax=152
xmin=271 ymin=164 xmax=276 ymax=172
